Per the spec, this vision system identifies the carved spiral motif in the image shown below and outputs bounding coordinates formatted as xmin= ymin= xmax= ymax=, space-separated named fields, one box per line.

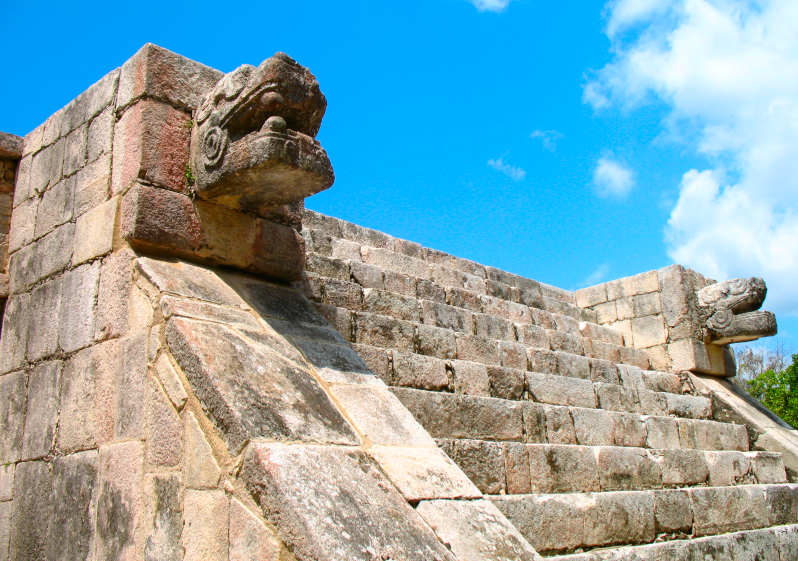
xmin=203 ymin=126 xmax=228 ymax=168
xmin=708 ymin=309 xmax=734 ymax=330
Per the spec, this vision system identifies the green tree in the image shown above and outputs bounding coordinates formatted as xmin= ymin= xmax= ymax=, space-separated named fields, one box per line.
xmin=746 ymin=353 xmax=798 ymax=429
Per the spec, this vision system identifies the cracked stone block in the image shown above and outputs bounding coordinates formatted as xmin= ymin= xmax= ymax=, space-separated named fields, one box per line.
xmin=160 ymin=295 xmax=260 ymax=330
xmin=143 ymin=474 xmax=182 ymax=561
xmin=503 ymin=442 xmax=531 ymax=494
xmin=242 ymin=443 xmax=455 ymax=561
xmin=166 ymin=317 xmax=358 ymax=451
xmin=368 ymin=445 xmax=481 ymax=501
xmin=528 ymin=444 xmax=599 ymax=494
xmin=0 ymin=371 xmax=27 ymax=463
xmin=48 ymin=450 xmax=99 ymax=561
xmin=10 ymin=460 xmax=53 ymax=561
xmin=184 ymin=411 xmax=221 ymax=489
xmin=229 ymin=498 xmax=283 ymax=561
xmin=155 ymin=354 xmax=188 ymax=410
xmin=58 ymin=340 xmax=117 ymax=454
xmin=416 ymin=499 xmax=542 ymax=561
xmin=21 ymin=361 xmax=62 ymax=460
xmin=183 ymin=489 xmax=228 ymax=561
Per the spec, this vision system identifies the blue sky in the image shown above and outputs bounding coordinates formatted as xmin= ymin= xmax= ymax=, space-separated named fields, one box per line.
xmin=3 ymin=0 xmax=797 ymax=347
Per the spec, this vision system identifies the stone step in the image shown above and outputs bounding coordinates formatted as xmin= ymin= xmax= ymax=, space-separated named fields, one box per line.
xmin=491 ymin=484 xmax=798 ymax=555
xmin=437 ymin=438 xmax=786 ymax=495
xmin=545 ymin=523 xmax=798 ymax=560
xmin=391 ymin=387 xmax=748 ymax=451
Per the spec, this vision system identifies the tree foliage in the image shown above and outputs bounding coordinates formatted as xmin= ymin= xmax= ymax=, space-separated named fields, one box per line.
xmin=745 ymin=353 xmax=798 ymax=430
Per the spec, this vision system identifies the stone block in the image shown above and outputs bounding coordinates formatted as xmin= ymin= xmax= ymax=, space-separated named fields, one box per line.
xmin=584 ymin=491 xmax=656 ymax=548
xmin=654 ymin=489 xmax=693 ymax=534
xmin=182 ymin=489 xmax=229 ymax=561
xmin=59 ymin=340 xmax=117 ymax=453
xmin=74 ymin=152 xmax=111 ymax=217
xmin=438 ymin=438 xmax=505 ymax=494
xmin=160 ymin=294 xmax=260 ymax=330
xmin=634 ymin=292 xmax=662 ymax=317
xmin=528 ymin=444 xmax=599 ymax=493
xmin=689 ymin=486 xmax=769 ymax=536
xmin=138 ymin=257 xmax=245 ymax=307
xmin=416 ymin=499 xmax=541 ymax=561
xmin=474 ymin=313 xmax=514 ymax=341
xmin=616 ymin=298 xmax=636 ymax=322
xmin=331 ymin=385 xmax=433 ymax=447
xmin=146 ymin=377 xmax=183 ymax=468
xmin=619 ymin=346 xmax=651 ymax=370
xmin=638 ymin=389 xmax=668 ymax=416
xmin=499 ymin=340 xmax=528 ymax=371
xmin=585 ymin=340 xmax=622 ymax=364
xmin=645 ymin=345 xmax=671 ymax=371
xmin=422 ymin=300 xmax=474 ymax=333
xmin=354 ymin=311 xmax=415 ymax=351
xmin=9 ymin=196 xmax=37 ymax=253
xmin=465 ymin=274 xmax=488 ymax=295
xmin=544 ymin=405 xmax=577 ymax=445
xmin=59 ymin=261 xmax=101 ymax=353
xmin=516 ymin=323 xmax=550 ymax=350
xmin=306 ymin=253 xmax=349 ymax=281
xmin=706 ymin=451 xmax=751 ymax=486
xmin=27 ymin=276 xmax=62 ymax=361
xmin=385 ymin=269 xmax=417 ymax=297
xmin=589 ymin=358 xmax=621 ymax=384
xmin=595 ymin=382 xmax=638 ymax=413
xmin=732 ymin=529 xmax=781 ymax=561
xmin=115 ymin=333 xmax=147 ymax=440
xmin=351 ymin=343 xmax=391 ymax=384
xmin=394 ymin=351 xmax=450 ymax=391
xmin=9 ymin=460 xmax=53 ymax=560
xmin=431 ymin=264 xmax=468 ymax=290
xmin=330 ymin=237 xmax=362 ymax=261
xmin=557 ymin=352 xmax=592 ymax=380
xmin=576 ymin=284 xmax=608 ymax=308
xmin=362 ymin=246 xmax=430 ymax=279
xmin=594 ymin=301 xmax=617 ymax=324
xmin=340 ymin=221 xmax=394 ymax=250
xmin=650 ymin=450 xmax=709 ymax=486
xmin=446 ymin=286 xmax=482 ymax=312
xmin=34 ymin=177 xmax=74 ymax=239
xmin=417 ymin=323 xmax=457 ymax=359
xmin=596 ymin=447 xmax=662 ymax=491
xmin=21 ymin=361 xmax=61 ymax=461
xmin=302 ymin=210 xmax=342 ymax=237
xmin=369 ymin=445 xmax=481 ymax=501
xmin=229 ymin=498 xmax=283 ymax=561
xmin=0 ymin=371 xmax=27 ymax=464
xmin=72 ymin=196 xmax=117 ymax=265
xmin=242 ymin=443 xmax=455 ymax=561
xmin=417 ymin=278 xmax=446 ymax=303
xmin=0 ymin=500 xmax=8 ymax=559
xmin=572 ymin=407 xmax=616 ymax=446
xmin=658 ymin=265 xmax=691 ymax=328
xmin=0 ymin=464 xmax=13 ymax=502
xmin=548 ymin=329 xmax=584 ymax=355
xmin=363 ymin=288 xmax=418 ymax=321
xmin=143 ymin=474 xmax=182 ymax=561
xmin=481 ymin=295 xmax=530 ymax=323
xmin=153 ymin=355 xmax=186 ymax=411
xmin=294 ymin=337 xmax=379 ymax=385
xmin=776 ymin=526 xmax=798 ymax=560
xmin=350 ymin=260 xmax=384 ymax=289
xmin=486 ymin=365 xmax=525 ymax=400
xmin=529 ymin=307 xmax=556 ymax=330
xmin=13 ymin=222 xmax=75 ymax=290
xmin=631 ymin=315 xmax=667 ymax=349
xmin=456 ymin=334 xmax=500 ymax=366
xmin=88 ymin=105 xmax=114 ymax=163
xmin=311 ymin=303 xmax=353 ymax=341
xmin=669 ymin=338 xmax=712 ymax=372
xmin=96 ymin=441 xmax=144 ymax=560
xmin=523 ymin=402 xmax=549 ymax=443
xmin=763 ymin=484 xmax=798 ymax=526
xmin=392 ymin=387 xmax=524 ymax=441
xmin=62 ymin=123 xmax=87 ymax=177
xmin=645 ymin=416 xmax=681 ymax=450
xmin=503 ymin=441 xmax=531 ymax=494
xmin=529 ymin=348 xmax=559 ymax=375
xmin=47 ymin=450 xmax=99 ymax=561
xmin=642 ymin=370 xmax=681 ymax=393
xmin=679 ymin=419 xmax=749 ymax=452
xmin=526 ymin=372 xmax=596 ymax=408
xmin=0 ymin=294 xmax=30 ymax=373
xmin=29 ymin=140 xmax=64 ymax=195
xmin=748 ymin=451 xmax=787 ymax=484
xmin=486 ymin=279 xmax=512 ymax=301
xmin=452 ymin=359 xmax=491 ymax=396
xmin=665 ymin=393 xmax=712 ymax=419
xmin=118 ymin=43 xmax=223 ymax=112
xmin=610 ymin=412 xmax=648 ymax=448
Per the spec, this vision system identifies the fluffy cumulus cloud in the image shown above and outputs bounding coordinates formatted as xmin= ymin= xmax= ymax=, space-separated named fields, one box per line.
xmin=469 ymin=0 xmax=513 ymax=13
xmin=593 ymin=154 xmax=635 ymax=197
xmin=586 ymin=0 xmax=798 ymax=315
xmin=488 ymin=156 xmax=526 ymax=181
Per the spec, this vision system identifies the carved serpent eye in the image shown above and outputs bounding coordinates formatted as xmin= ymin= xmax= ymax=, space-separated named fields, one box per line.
xmin=708 ymin=309 xmax=734 ymax=330
xmin=203 ymin=126 xmax=228 ymax=168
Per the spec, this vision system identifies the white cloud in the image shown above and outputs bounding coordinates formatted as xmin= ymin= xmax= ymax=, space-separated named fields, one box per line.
xmin=488 ymin=156 xmax=526 ymax=181
xmin=580 ymin=263 xmax=612 ymax=288
xmin=587 ymin=0 xmax=798 ymax=316
xmin=593 ymin=154 xmax=635 ymax=197
xmin=530 ymin=129 xmax=564 ymax=152
xmin=469 ymin=0 xmax=513 ymax=13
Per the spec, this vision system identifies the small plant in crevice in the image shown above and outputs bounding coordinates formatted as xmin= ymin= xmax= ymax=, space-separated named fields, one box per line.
xmin=185 ymin=163 xmax=196 ymax=187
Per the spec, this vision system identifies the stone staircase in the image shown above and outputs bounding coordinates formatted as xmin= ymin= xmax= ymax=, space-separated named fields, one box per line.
xmin=299 ymin=209 xmax=798 ymax=558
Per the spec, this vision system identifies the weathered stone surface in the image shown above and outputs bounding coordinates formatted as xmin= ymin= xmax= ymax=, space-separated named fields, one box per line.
xmin=58 ymin=340 xmax=117 ymax=453
xmin=596 ymin=447 xmax=662 ymax=491
xmin=523 ymin=403 xmax=549 ymax=443
xmin=321 ymin=277 xmax=362 ymax=309
xmin=438 ymin=438 xmax=505 ymax=494
xmin=631 ymin=315 xmax=667 ymax=349
xmin=557 ymin=352 xmax=592 ymax=380
xmin=0 ymin=371 xmax=27 ymax=463
xmin=368 ymin=445 xmax=481 ymax=501
xmin=0 ymin=131 xmax=23 ymax=158
xmin=679 ymin=418 xmax=749 ymax=451
xmin=143 ymin=474 xmax=182 ymax=561
xmin=160 ymin=295 xmax=259 ymax=330
xmin=166 ymin=317 xmax=358 ymax=451
xmin=0 ymin=501 xmax=10 ymax=561
xmin=146 ymin=377 xmax=183 ymax=468
xmin=292 ymin=337 xmax=379 ymax=385
xmin=763 ymin=484 xmax=798 ymax=526
xmin=47 ymin=450 xmax=99 ymax=561
xmin=394 ymin=351 xmax=450 ymax=391
xmin=362 ymin=288 xmax=418 ymax=321
xmin=114 ymin=333 xmax=147 ymax=440
xmin=748 ymin=451 xmax=787 ymax=484
xmin=331 ymin=385 xmax=433 ymax=446
xmin=306 ymin=254 xmax=349 ymax=281
xmin=354 ymin=312 xmax=415 ymax=351
xmin=385 ymin=269 xmax=417 ymax=296
xmin=526 ymin=372 xmax=596 ymax=408
xmin=499 ymin=340 xmax=528 ymax=371
xmin=528 ymin=348 xmax=559 ymax=375
xmin=73 ymin=197 xmax=117 ymax=265
xmin=528 ymin=444 xmax=599 ymax=493
xmin=74 ymin=153 xmax=111 ymax=217
xmin=183 ymin=411 xmax=221 ymax=489
xmin=27 ymin=276 xmax=62 ymax=361
xmin=690 ymin=485 xmax=769 ymax=536
xmin=34 ymin=177 xmax=74 ymax=239
xmin=10 ymin=460 xmax=53 ymax=561
xmin=475 ymin=313 xmax=514 ymax=341
xmin=0 ymin=294 xmax=30 ymax=373
xmin=0 ymin=464 xmax=14 ymax=501
xmin=59 ymin=261 xmax=101 ymax=352
xmin=664 ymin=393 xmax=712 ymax=419
xmin=584 ymin=491 xmax=656 ymax=548
xmin=544 ymin=405 xmax=577 ymax=445
xmin=351 ymin=343 xmax=391 ymax=383
xmin=417 ymin=323 xmax=457 ymax=360
xmin=363 ymin=246 xmax=431 ymax=280
xmin=10 ymin=222 xmax=74 ymax=291
xmin=610 ymin=412 xmax=648 ymax=448
xmin=21 ymin=361 xmax=61 ymax=460
xmin=452 ymin=360 xmax=491 ymax=396
xmin=182 ymin=489 xmax=229 ymax=561
xmin=97 ymin=441 xmax=144 ymax=560
xmin=88 ymin=106 xmax=115 ymax=163
xmin=706 ymin=450 xmax=751 ymax=486
xmin=516 ymin=323 xmax=550 ymax=350
xmin=393 ymin=388 xmax=524 ymax=441
xmin=595 ymin=382 xmax=638 ymax=413
xmin=572 ymin=408 xmax=615 ymax=446
xmin=350 ymin=260 xmax=384 ymax=289
xmin=486 ymin=365 xmax=525 ymax=400
xmin=654 ymin=489 xmax=693 ymax=534
xmin=138 ymin=257 xmax=245 ymax=307
xmin=422 ymin=300 xmax=474 ymax=333
xmin=416 ymin=499 xmax=542 ymax=561
xmin=645 ymin=416 xmax=681 ymax=450
xmin=242 ymin=443 xmax=456 ymax=561
xmin=650 ymin=449 xmax=709 ymax=486
xmin=229 ymin=498 xmax=283 ymax=561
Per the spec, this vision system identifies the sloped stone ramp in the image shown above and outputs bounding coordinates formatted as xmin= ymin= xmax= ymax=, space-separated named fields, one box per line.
xmin=137 ymin=256 xmax=541 ymax=560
